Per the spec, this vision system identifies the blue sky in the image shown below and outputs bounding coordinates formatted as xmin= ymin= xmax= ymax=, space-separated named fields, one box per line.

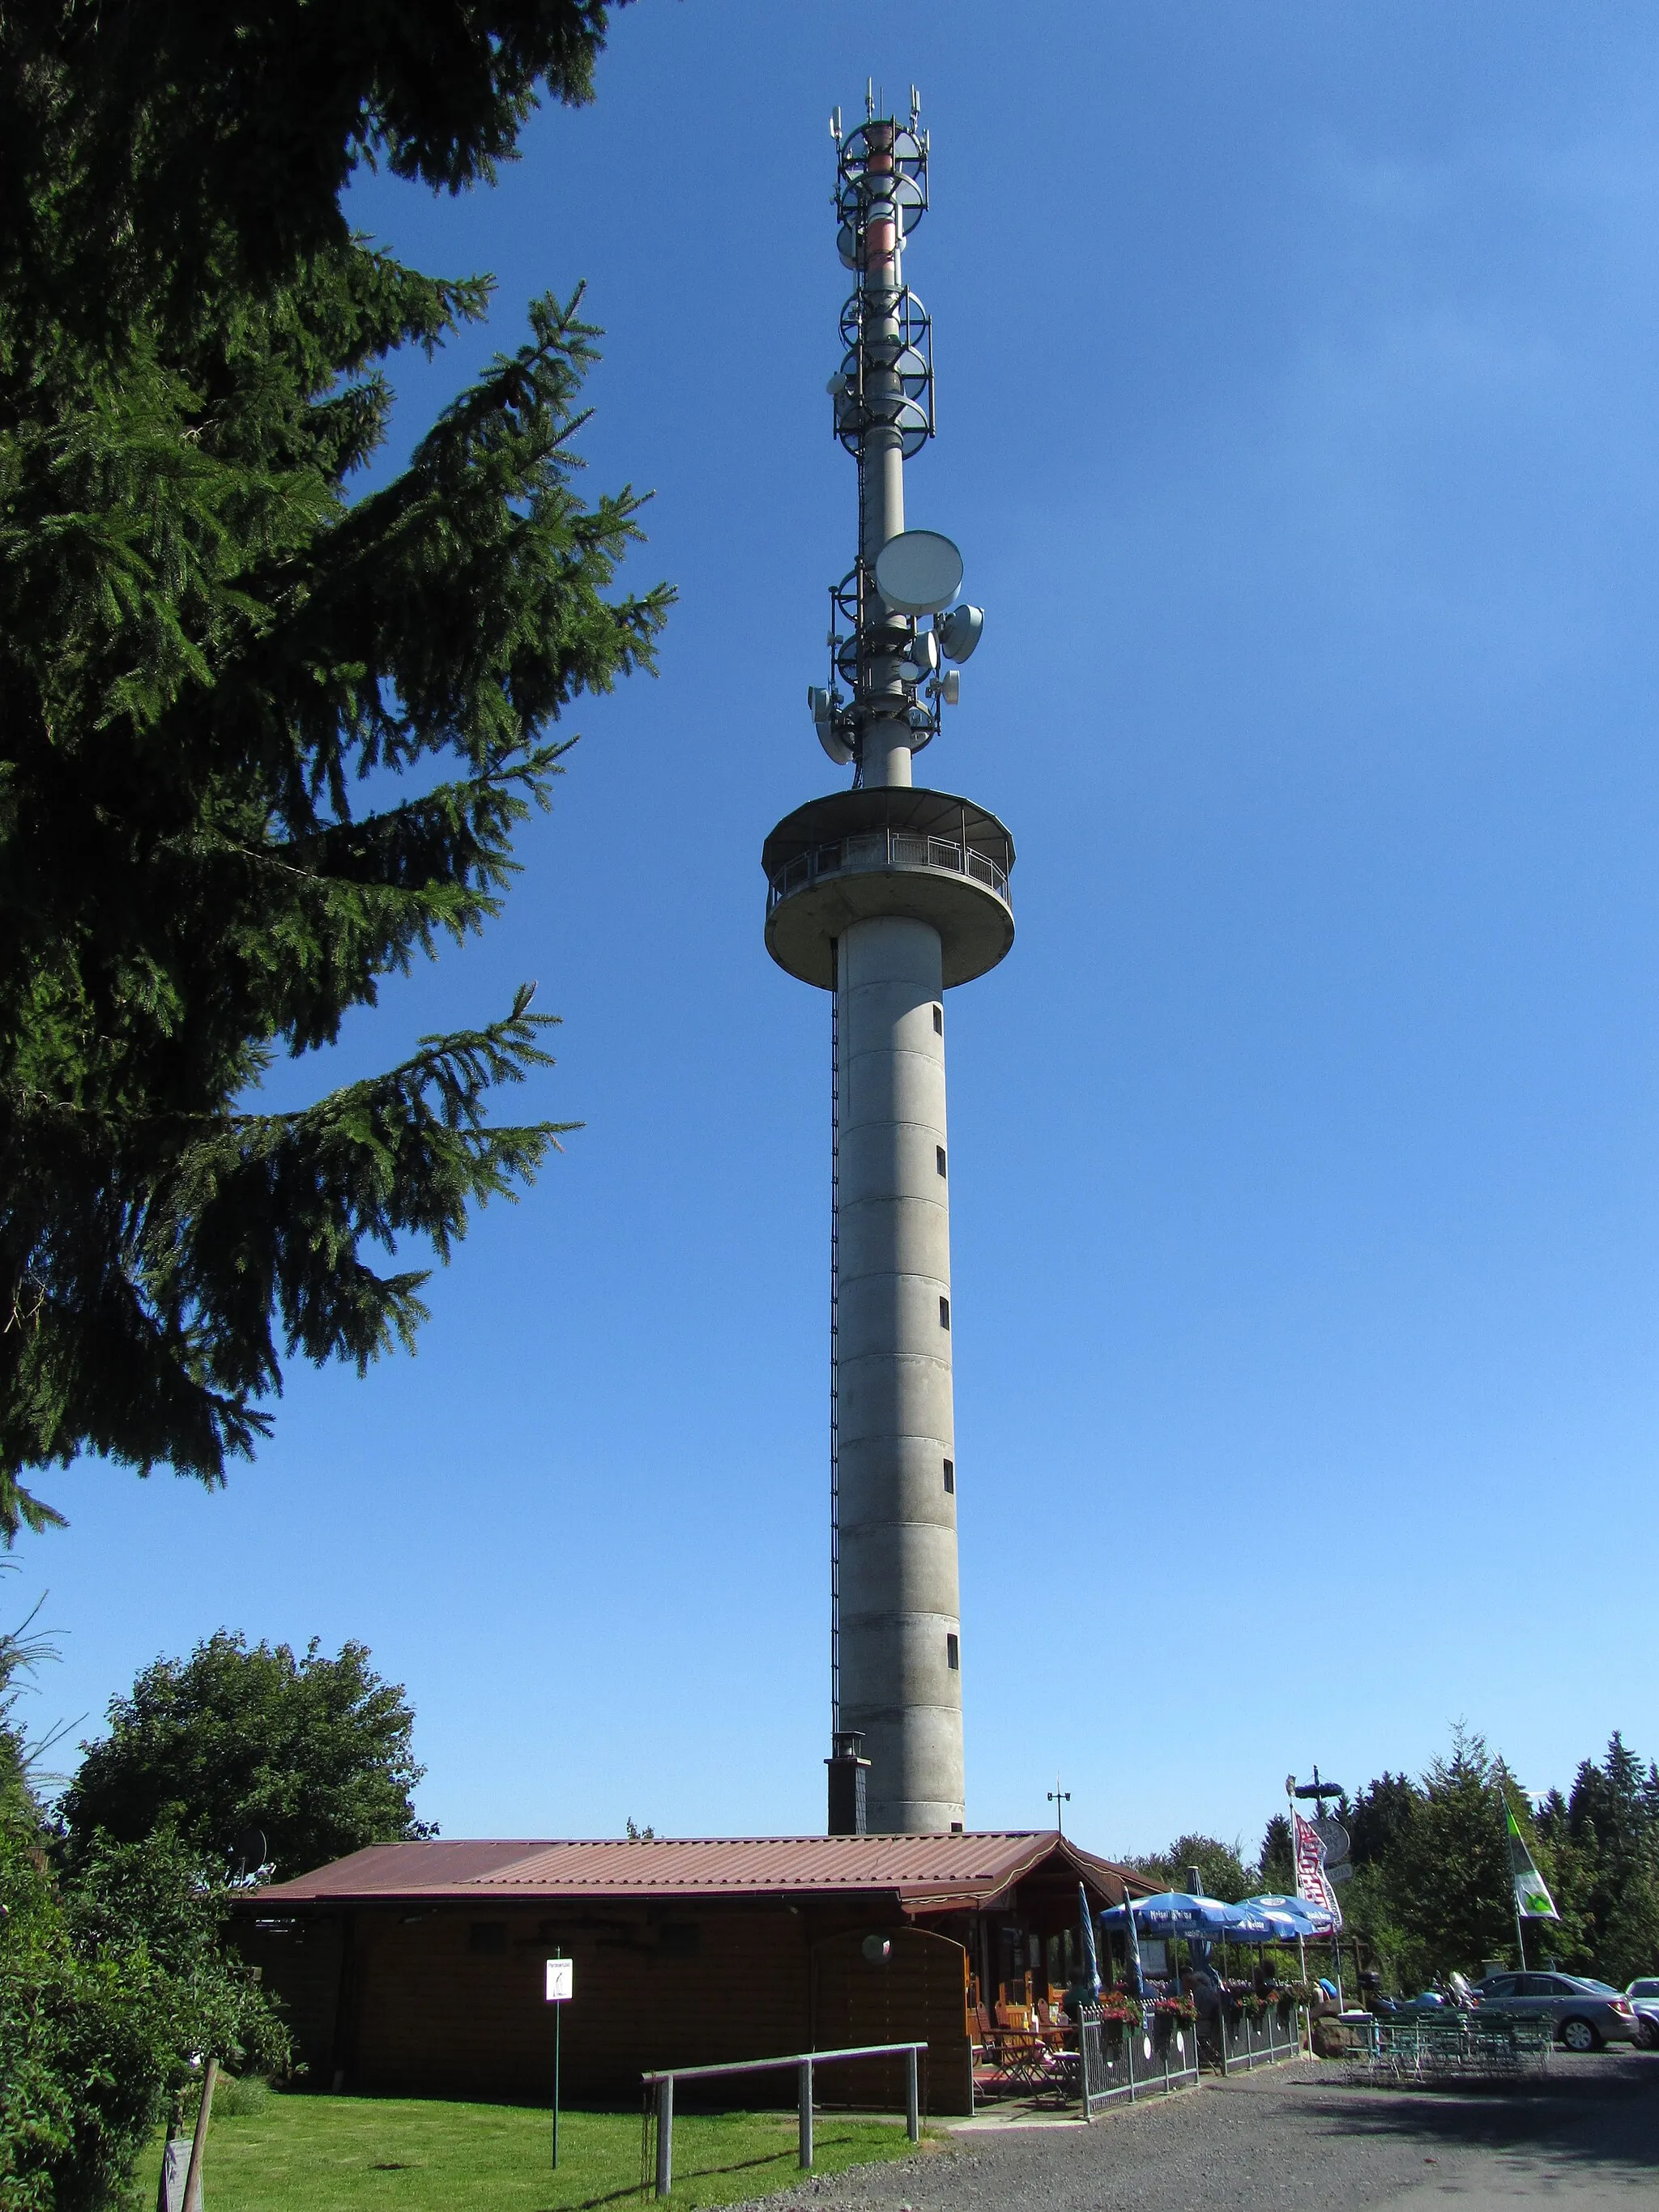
xmin=17 ymin=2 xmax=1659 ymax=1860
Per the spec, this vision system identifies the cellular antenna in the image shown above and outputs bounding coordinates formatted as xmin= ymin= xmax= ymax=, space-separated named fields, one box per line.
xmin=762 ymin=96 xmax=1013 ymax=1841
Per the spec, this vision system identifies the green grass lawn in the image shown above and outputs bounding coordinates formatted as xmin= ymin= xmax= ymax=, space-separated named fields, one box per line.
xmin=160 ymin=2089 xmax=933 ymax=2212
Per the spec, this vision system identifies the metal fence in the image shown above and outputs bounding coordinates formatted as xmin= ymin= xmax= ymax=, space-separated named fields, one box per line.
xmin=767 ymin=829 xmax=1011 ymax=913
xmin=639 ymin=2042 xmax=924 ymax=2198
xmin=1342 ymin=2014 xmax=1552 ymax=2088
xmin=1202 ymin=1999 xmax=1303 ymax=2076
xmin=1077 ymin=2010 xmax=1201 ymax=2119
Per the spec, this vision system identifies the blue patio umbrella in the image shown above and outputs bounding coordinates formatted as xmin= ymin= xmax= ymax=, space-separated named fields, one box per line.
xmin=1107 ymin=1890 xmax=1149 ymax=2004
xmin=1226 ymin=1901 xmax=1304 ymax=1942
xmin=1077 ymin=1883 xmax=1102 ymax=2001
xmin=1097 ymin=1891 xmax=1238 ymax=1937
xmin=1239 ymin=1893 xmax=1335 ymax=1938
xmin=1098 ymin=1890 xmax=1236 ymax=2004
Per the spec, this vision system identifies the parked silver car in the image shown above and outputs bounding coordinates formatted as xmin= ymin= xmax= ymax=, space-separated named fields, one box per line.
xmin=1475 ymin=1971 xmax=1637 ymax=2050
xmin=1626 ymin=1977 xmax=1659 ymax=2048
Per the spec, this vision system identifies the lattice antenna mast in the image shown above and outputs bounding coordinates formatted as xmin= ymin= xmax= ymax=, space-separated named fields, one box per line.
xmin=811 ymin=91 xmax=983 ymax=786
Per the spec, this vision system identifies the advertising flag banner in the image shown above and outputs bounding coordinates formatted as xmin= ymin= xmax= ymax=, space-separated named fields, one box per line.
xmin=1293 ymin=1810 xmax=1343 ymax=1931
xmin=1506 ymin=1803 xmax=1559 ymax=1921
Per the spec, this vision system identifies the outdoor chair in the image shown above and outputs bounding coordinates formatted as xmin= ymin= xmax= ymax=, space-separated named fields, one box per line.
xmin=1036 ymin=2036 xmax=1082 ymax=2104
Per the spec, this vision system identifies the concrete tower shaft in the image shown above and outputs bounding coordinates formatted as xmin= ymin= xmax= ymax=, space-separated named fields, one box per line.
xmin=835 ymin=914 xmax=960 ymax=1831
xmin=766 ymin=94 xmax=1010 ymax=1839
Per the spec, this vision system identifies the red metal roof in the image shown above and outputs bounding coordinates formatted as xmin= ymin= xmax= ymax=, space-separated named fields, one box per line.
xmin=254 ymin=1831 xmax=1149 ymax=1912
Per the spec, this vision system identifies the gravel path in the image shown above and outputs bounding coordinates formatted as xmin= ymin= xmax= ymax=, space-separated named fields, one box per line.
xmin=761 ymin=2052 xmax=1659 ymax=2212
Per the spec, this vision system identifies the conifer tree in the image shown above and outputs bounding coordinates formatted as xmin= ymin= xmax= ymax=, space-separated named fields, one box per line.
xmin=0 ymin=2 xmax=669 ymax=1538
xmin=1561 ymin=1733 xmax=1659 ymax=1980
xmin=1379 ymin=1731 xmax=1528 ymax=1979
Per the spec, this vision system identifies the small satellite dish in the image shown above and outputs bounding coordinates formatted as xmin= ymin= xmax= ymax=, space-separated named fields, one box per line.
xmin=231 ymin=1826 xmax=268 ymax=1874
xmin=808 ymin=684 xmax=854 ymax=766
xmin=873 ymin=530 xmax=962 ymax=615
xmin=895 ymin=629 xmax=938 ymax=684
xmin=934 ymin=603 xmax=983 ymax=663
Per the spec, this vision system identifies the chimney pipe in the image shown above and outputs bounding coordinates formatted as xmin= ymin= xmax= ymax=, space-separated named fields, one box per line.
xmin=827 ymin=1731 xmax=871 ymax=1835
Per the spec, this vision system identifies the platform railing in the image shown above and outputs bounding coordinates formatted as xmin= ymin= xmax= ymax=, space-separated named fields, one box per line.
xmin=767 ymin=829 xmax=1010 ymax=914
xmin=640 ymin=2041 xmax=924 ymax=2198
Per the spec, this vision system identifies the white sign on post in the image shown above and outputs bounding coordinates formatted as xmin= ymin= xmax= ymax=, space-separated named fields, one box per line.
xmin=545 ymin=1958 xmax=574 ymax=2003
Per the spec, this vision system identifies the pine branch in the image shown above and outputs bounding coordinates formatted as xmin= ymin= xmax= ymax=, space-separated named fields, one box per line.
xmin=2 ymin=991 xmax=578 ymax=1532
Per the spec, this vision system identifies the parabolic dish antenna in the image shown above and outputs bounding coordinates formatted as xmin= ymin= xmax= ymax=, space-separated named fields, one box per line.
xmin=873 ymin=528 xmax=962 ymax=614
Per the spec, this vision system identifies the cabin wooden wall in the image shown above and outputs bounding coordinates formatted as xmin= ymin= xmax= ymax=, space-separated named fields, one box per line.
xmin=811 ymin=1924 xmax=973 ymax=2114
xmin=235 ymin=1914 xmax=347 ymax=2087
xmin=349 ymin=1899 xmax=817 ymax=2101
xmin=237 ymin=1896 xmax=975 ymax=2112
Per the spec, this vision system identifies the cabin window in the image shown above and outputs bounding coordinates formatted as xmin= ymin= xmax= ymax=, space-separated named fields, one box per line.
xmin=946 ymin=1632 xmax=960 ymax=1670
xmin=939 ymin=1296 xmax=950 ymax=1329
xmin=943 ymin=1457 xmax=954 ymax=1494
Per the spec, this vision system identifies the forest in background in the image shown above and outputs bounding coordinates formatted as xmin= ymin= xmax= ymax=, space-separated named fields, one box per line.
xmin=1128 ymin=1724 xmax=1659 ymax=1989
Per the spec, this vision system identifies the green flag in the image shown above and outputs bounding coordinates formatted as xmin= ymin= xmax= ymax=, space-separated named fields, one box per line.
xmin=1506 ymin=1802 xmax=1559 ymax=1921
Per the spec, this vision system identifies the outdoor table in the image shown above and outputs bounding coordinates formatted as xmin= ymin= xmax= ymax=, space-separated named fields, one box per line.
xmin=995 ymin=2028 xmax=1050 ymax=2090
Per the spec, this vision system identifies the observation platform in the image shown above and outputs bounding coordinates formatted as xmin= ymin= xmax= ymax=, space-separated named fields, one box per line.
xmin=763 ymin=786 xmax=1014 ymax=990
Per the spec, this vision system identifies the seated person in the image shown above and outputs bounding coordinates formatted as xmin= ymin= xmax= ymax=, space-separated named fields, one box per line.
xmin=1181 ymin=1963 xmax=1222 ymax=2018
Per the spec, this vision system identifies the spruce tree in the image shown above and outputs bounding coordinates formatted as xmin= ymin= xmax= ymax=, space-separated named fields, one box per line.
xmin=1386 ymin=1731 xmax=1526 ymax=1978
xmin=1346 ymin=1771 xmax=1420 ymax=1869
xmin=1563 ymin=1733 xmax=1659 ymax=1979
xmin=0 ymin=2 xmax=669 ymax=1538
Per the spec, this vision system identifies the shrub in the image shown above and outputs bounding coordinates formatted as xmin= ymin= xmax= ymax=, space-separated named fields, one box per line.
xmin=0 ymin=1815 xmax=288 ymax=2212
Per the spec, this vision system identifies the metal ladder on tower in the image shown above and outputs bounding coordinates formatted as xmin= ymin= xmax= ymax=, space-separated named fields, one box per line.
xmin=829 ymin=944 xmax=841 ymax=1733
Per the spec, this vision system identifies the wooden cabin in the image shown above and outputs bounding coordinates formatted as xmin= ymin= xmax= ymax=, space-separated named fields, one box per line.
xmin=237 ymin=1830 xmax=1149 ymax=2114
